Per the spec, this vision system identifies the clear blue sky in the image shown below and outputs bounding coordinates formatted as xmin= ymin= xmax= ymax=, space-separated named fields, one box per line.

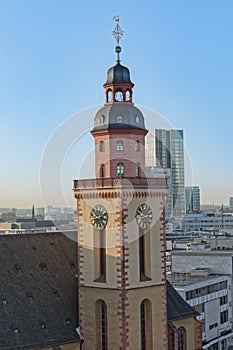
xmin=0 ymin=0 xmax=233 ymax=208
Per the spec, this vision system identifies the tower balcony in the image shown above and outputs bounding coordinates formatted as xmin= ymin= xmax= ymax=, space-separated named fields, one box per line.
xmin=73 ymin=177 xmax=168 ymax=191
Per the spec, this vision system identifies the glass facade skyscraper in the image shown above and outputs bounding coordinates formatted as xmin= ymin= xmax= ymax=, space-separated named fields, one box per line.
xmin=145 ymin=129 xmax=186 ymax=220
xmin=185 ymin=186 xmax=201 ymax=213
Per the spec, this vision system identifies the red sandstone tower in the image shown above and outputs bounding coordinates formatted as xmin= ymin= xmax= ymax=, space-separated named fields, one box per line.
xmin=74 ymin=18 xmax=168 ymax=349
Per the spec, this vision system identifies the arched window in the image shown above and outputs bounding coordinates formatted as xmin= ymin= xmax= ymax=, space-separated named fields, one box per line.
xmin=116 ymin=140 xmax=124 ymax=151
xmin=135 ymin=115 xmax=140 ymax=123
xmin=117 ymin=163 xmax=124 ymax=177
xmin=100 ymin=115 xmax=105 ymax=123
xmin=178 ymin=327 xmax=186 ymax=350
xmin=125 ymin=90 xmax=131 ymax=101
xmin=100 ymin=164 xmax=105 ymax=178
xmin=99 ymin=141 xmax=105 ymax=152
xmin=136 ymin=163 xmax=140 ymax=177
xmin=107 ymin=90 xmax=112 ymax=103
xmin=115 ymin=89 xmax=123 ymax=102
xmin=140 ymin=299 xmax=152 ymax=350
xmin=96 ymin=300 xmax=108 ymax=350
xmin=135 ymin=140 xmax=140 ymax=151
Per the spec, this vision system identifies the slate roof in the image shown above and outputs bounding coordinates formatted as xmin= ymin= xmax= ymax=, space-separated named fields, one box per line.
xmin=167 ymin=280 xmax=198 ymax=321
xmin=0 ymin=232 xmax=80 ymax=349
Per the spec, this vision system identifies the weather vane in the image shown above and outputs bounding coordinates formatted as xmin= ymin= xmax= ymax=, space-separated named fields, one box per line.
xmin=112 ymin=16 xmax=124 ymax=62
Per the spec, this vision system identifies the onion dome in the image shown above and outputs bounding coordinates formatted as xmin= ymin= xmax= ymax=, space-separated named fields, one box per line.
xmin=105 ymin=63 xmax=133 ymax=85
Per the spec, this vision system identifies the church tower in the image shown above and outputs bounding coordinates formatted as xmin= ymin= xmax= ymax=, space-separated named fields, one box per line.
xmin=74 ymin=18 xmax=168 ymax=350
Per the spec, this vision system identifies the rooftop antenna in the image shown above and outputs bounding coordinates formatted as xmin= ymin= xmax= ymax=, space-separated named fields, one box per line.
xmin=112 ymin=15 xmax=124 ymax=63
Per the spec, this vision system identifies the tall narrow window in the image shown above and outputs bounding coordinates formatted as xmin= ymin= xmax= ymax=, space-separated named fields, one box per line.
xmin=107 ymin=90 xmax=112 ymax=103
xmin=116 ymin=140 xmax=124 ymax=151
xmin=99 ymin=230 xmax=106 ymax=279
xmin=100 ymin=164 xmax=105 ymax=178
xmin=139 ymin=228 xmax=151 ymax=281
xmin=100 ymin=115 xmax=105 ymax=123
xmin=125 ymin=90 xmax=131 ymax=101
xmin=139 ymin=230 xmax=145 ymax=280
xmin=136 ymin=162 xmax=140 ymax=177
xmin=140 ymin=299 xmax=152 ymax=349
xmin=141 ymin=301 xmax=146 ymax=350
xmin=178 ymin=327 xmax=186 ymax=350
xmin=135 ymin=140 xmax=140 ymax=151
xmin=96 ymin=300 xmax=108 ymax=350
xmin=99 ymin=141 xmax=105 ymax=152
xmin=117 ymin=163 xmax=124 ymax=177
xmin=94 ymin=229 xmax=106 ymax=282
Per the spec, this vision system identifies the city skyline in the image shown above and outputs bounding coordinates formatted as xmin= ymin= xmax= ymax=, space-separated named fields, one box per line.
xmin=1 ymin=1 xmax=233 ymax=208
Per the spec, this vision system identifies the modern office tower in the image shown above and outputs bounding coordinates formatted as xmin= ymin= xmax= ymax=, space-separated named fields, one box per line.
xmin=229 ymin=197 xmax=233 ymax=210
xmin=145 ymin=129 xmax=186 ymax=220
xmin=185 ymin=186 xmax=201 ymax=213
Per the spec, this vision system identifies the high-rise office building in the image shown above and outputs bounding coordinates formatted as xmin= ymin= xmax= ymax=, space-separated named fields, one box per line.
xmin=145 ymin=129 xmax=186 ymax=219
xmin=229 ymin=197 xmax=233 ymax=210
xmin=185 ymin=186 xmax=201 ymax=213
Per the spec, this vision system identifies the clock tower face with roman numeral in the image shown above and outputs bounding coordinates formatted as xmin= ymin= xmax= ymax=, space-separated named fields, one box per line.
xmin=135 ymin=203 xmax=153 ymax=229
xmin=90 ymin=205 xmax=108 ymax=229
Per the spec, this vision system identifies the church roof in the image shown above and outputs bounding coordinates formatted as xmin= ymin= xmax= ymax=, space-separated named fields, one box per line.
xmin=0 ymin=232 xmax=80 ymax=349
xmin=93 ymin=103 xmax=146 ymax=131
xmin=167 ymin=280 xmax=198 ymax=321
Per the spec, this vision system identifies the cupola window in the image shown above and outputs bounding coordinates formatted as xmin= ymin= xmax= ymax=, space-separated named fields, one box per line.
xmin=125 ymin=90 xmax=131 ymax=101
xmin=135 ymin=140 xmax=140 ymax=151
xmin=100 ymin=115 xmax=105 ymax=123
xmin=135 ymin=115 xmax=140 ymax=123
xmin=117 ymin=163 xmax=124 ymax=177
xmin=116 ymin=140 xmax=124 ymax=151
xmin=107 ymin=90 xmax=112 ymax=103
xmin=99 ymin=141 xmax=105 ymax=152
xmin=117 ymin=115 xmax=123 ymax=123
xmin=115 ymin=90 xmax=123 ymax=102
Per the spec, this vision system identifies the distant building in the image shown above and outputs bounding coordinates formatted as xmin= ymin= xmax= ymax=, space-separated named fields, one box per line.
xmin=230 ymin=197 xmax=233 ymax=210
xmin=180 ymin=213 xmax=233 ymax=232
xmin=185 ymin=186 xmax=201 ymax=213
xmin=145 ymin=129 xmax=186 ymax=220
xmin=168 ymin=271 xmax=233 ymax=349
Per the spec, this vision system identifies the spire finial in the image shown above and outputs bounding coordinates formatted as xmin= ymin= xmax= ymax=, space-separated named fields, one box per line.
xmin=112 ymin=16 xmax=124 ymax=63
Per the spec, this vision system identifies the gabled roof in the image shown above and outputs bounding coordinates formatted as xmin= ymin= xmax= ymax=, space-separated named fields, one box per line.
xmin=167 ymin=280 xmax=198 ymax=321
xmin=0 ymin=232 xmax=80 ymax=349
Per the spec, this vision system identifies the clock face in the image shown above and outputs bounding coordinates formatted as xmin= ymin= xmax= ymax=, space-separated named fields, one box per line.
xmin=115 ymin=91 xmax=123 ymax=102
xmin=135 ymin=203 xmax=153 ymax=229
xmin=90 ymin=205 xmax=108 ymax=229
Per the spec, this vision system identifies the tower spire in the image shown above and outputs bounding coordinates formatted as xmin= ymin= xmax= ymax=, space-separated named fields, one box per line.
xmin=112 ymin=15 xmax=124 ymax=63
